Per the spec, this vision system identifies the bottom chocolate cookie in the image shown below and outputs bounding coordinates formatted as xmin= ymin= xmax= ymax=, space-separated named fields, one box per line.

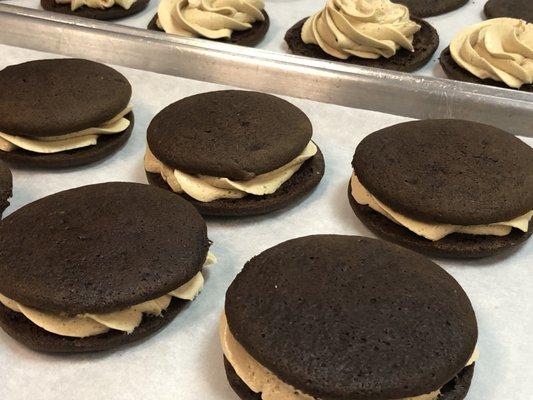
xmin=395 ymin=0 xmax=469 ymax=18
xmin=146 ymin=147 xmax=325 ymax=217
xmin=147 ymin=11 xmax=270 ymax=47
xmin=348 ymin=184 xmax=532 ymax=258
xmin=41 ymin=0 xmax=150 ymax=20
xmin=0 ymin=298 xmax=186 ymax=353
xmin=439 ymin=47 xmax=533 ymax=92
xmin=0 ymin=113 xmax=134 ymax=169
xmin=224 ymin=357 xmax=475 ymax=400
xmin=484 ymin=0 xmax=533 ymax=23
xmin=285 ymin=18 xmax=439 ymax=72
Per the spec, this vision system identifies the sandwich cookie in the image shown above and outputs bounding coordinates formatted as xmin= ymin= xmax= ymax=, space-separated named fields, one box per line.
xmin=0 ymin=182 xmax=213 ymax=353
xmin=349 ymin=119 xmax=533 ymax=258
xmin=0 ymin=58 xmax=135 ymax=168
xmin=395 ymin=0 xmax=469 ymax=18
xmin=285 ymin=0 xmax=439 ymax=72
xmin=145 ymin=90 xmax=324 ymax=217
xmin=440 ymin=18 xmax=533 ymax=92
xmin=222 ymin=235 xmax=479 ymax=400
xmin=41 ymin=0 xmax=150 ymax=20
xmin=148 ymin=0 xmax=269 ymax=47
xmin=484 ymin=0 xmax=533 ymax=23
xmin=0 ymin=161 xmax=12 ymax=217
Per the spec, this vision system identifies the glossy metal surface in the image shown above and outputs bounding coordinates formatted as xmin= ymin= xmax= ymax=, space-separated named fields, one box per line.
xmin=0 ymin=4 xmax=531 ymax=136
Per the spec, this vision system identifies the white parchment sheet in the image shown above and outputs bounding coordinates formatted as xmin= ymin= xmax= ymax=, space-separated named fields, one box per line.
xmin=5 ymin=0 xmax=494 ymax=78
xmin=0 ymin=44 xmax=531 ymax=400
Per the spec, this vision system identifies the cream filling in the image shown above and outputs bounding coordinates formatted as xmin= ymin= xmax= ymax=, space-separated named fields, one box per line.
xmin=301 ymin=0 xmax=421 ymax=60
xmin=450 ymin=18 xmax=533 ymax=89
xmin=221 ymin=315 xmax=479 ymax=400
xmin=156 ymin=0 xmax=265 ymax=39
xmin=54 ymin=0 xmax=137 ymax=11
xmin=144 ymin=141 xmax=317 ymax=202
xmin=351 ymin=173 xmax=532 ymax=241
xmin=0 ymin=252 xmax=216 ymax=338
xmin=0 ymin=106 xmax=132 ymax=154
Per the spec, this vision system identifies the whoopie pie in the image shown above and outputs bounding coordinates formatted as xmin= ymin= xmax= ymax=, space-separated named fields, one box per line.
xmin=145 ymin=90 xmax=325 ymax=217
xmin=0 ymin=160 xmax=12 ymax=217
xmin=349 ymin=119 xmax=533 ymax=258
xmin=222 ymin=235 xmax=478 ymax=400
xmin=0 ymin=182 xmax=213 ymax=353
xmin=0 ymin=58 xmax=134 ymax=168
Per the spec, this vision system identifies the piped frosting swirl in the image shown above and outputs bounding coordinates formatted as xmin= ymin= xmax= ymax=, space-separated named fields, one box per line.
xmin=157 ymin=0 xmax=265 ymax=39
xmin=450 ymin=18 xmax=533 ymax=89
xmin=301 ymin=0 xmax=421 ymax=60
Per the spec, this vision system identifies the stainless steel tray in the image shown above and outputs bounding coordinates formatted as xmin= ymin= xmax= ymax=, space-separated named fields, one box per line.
xmin=0 ymin=3 xmax=532 ymax=136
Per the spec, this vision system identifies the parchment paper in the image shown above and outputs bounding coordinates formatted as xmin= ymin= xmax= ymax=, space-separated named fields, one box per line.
xmin=0 ymin=44 xmax=531 ymax=400
xmin=4 ymin=0 xmax=493 ymax=78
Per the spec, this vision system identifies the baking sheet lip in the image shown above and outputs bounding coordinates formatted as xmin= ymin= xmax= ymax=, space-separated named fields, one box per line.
xmin=1 ymin=3 xmax=531 ymax=103
xmin=1 ymin=3 xmax=532 ymax=138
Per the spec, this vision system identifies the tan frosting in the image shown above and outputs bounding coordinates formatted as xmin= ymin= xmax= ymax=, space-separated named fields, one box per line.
xmin=144 ymin=141 xmax=317 ymax=202
xmin=301 ymin=0 xmax=421 ymax=60
xmin=450 ymin=18 xmax=533 ymax=89
xmin=0 ymin=106 xmax=132 ymax=154
xmin=55 ymin=0 xmax=137 ymax=10
xmin=220 ymin=315 xmax=479 ymax=400
xmin=156 ymin=0 xmax=265 ymax=39
xmin=351 ymin=173 xmax=532 ymax=241
xmin=0 ymin=252 xmax=216 ymax=338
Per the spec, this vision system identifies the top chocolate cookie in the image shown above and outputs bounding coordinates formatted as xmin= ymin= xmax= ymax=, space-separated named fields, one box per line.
xmin=0 ymin=161 xmax=12 ymax=216
xmin=352 ymin=119 xmax=533 ymax=225
xmin=225 ymin=235 xmax=477 ymax=400
xmin=0 ymin=59 xmax=131 ymax=137
xmin=147 ymin=90 xmax=312 ymax=181
xmin=0 ymin=182 xmax=209 ymax=315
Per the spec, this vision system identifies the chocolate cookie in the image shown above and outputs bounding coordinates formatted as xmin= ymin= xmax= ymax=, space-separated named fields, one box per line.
xmin=224 ymin=235 xmax=478 ymax=400
xmin=147 ymin=10 xmax=270 ymax=47
xmin=350 ymin=119 xmax=533 ymax=258
xmin=146 ymin=90 xmax=324 ymax=217
xmin=41 ymin=0 xmax=150 ymax=20
xmin=440 ymin=47 xmax=533 ymax=92
xmin=146 ymin=147 xmax=324 ymax=216
xmin=349 ymin=187 xmax=533 ymax=258
xmin=0 ymin=59 xmax=134 ymax=168
xmin=0 ymin=182 xmax=209 ymax=352
xmin=484 ymin=0 xmax=533 ymax=23
xmin=224 ymin=358 xmax=475 ymax=400
xmin=396 ymin=0 xmax=469 ymax=18
xmin=0 ymin=113 xmax=134 ymax=169
xmin=285 ymin=18 xmax=439 ymax=72
xmin=0 ymin=161 xmax=12 ymax=217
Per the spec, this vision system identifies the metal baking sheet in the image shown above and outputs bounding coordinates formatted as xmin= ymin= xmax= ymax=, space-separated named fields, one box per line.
xmin=0 ymin=43 xmax=532 ymax=400
xmin=0 ymin=2 xmax=532 ymax=136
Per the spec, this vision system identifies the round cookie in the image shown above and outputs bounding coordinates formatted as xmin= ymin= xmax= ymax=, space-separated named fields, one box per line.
xmin=0 ymin=59 xmax=131 ymax=136
xmin=395 ymin=0 xmax=469 ymax=18
xmin=41 ymin=0 xmax=150 ymax=21
xmin=0 ymin=59 xmax=134 ymax=168
xmin=147 ymin=11 xmax=270 ymax=47
xmin=350 ymin=119 xmax=533 ymax=258
xmin=484 ymin=0 xmax=533 ymax=23
xmin=285 ymin=18 xmax=439 ymax=72
xmin=440 ymin=47 xmax=533 ymax=92
xmin=224 ymin=235 xmax=478 ymax=400
xmin=0 ymin=182 xmax=209 ymax=352
xmin=146 ymin=90 xmax=324 ymax=216
xmin=0 ymin=161 xmax=12 ymax=217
